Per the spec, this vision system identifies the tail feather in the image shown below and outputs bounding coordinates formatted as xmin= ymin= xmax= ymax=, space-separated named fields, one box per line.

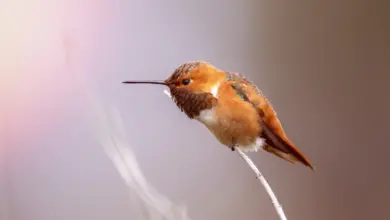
xmin=260 ymin=120 xmax=314 ymax=170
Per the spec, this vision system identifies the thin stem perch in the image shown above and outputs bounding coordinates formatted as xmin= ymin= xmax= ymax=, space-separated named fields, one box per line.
xmin=236 ymin=148 xmax=288 ymax=220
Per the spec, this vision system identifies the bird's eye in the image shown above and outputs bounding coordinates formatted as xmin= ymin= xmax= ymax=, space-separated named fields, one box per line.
xmin=181 ymin=79 xmax=191 ymax=85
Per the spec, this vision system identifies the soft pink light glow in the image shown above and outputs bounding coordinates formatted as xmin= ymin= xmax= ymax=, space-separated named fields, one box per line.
xmin=0 ymin=0 xmax=107 ymax=148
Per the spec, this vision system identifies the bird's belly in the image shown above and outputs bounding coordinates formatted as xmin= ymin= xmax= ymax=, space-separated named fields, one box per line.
xmin=207 ymin=123 xmax=265 ymax=152
xmin=196 ymin=107 xmax=264 ymax=152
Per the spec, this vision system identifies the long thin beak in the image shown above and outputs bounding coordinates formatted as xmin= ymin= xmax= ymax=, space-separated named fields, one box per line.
xmin=122 ymin=80 xmax=167 ymax=86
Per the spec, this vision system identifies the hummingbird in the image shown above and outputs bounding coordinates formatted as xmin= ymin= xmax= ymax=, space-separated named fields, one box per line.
xmin=122 ymin=61 xmax=314 ymax=170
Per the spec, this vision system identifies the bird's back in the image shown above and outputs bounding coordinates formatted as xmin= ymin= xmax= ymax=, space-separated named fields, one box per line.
xmin=220 ymin=72 xmax=314 ymax=169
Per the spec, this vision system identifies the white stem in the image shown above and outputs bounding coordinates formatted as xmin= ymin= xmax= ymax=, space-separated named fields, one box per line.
xmin=236 ymin=149 xmax=288 ymax=220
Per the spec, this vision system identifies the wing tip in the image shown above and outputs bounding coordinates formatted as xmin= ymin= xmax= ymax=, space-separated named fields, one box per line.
xmin=263 ymin=144 xmax=315 ymax=171
xmin=289 ymin=147 xmax=315 ymax=171
xmin=302 ymin=159 xmax=316 ymax=171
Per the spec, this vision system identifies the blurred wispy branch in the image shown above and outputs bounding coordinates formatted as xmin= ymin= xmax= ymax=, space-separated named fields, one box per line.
xmin=64 ymin=32 xmax=191 ymax=220
xmin=86 ymin=93 xmax=192 ymax=220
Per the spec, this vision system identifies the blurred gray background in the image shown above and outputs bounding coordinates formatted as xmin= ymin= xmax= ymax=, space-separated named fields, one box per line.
xmin=1 ymin=0 xmax=390 ymax=220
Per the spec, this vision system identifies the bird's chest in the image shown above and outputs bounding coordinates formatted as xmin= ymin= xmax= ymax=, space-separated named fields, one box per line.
xmin=195 ymin=107 xmax=226 ymax=141
xmin=195 ymin=105 xmax=261 ymax=149
xmin=196 ymin=107 xmax=219 ymax=126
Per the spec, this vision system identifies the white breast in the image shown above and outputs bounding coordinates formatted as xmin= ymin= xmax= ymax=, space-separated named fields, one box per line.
xmin=195 ymin=82 xmax=220 ymax=126
xmin=196 ymin=107 xmax=217 ymax=125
